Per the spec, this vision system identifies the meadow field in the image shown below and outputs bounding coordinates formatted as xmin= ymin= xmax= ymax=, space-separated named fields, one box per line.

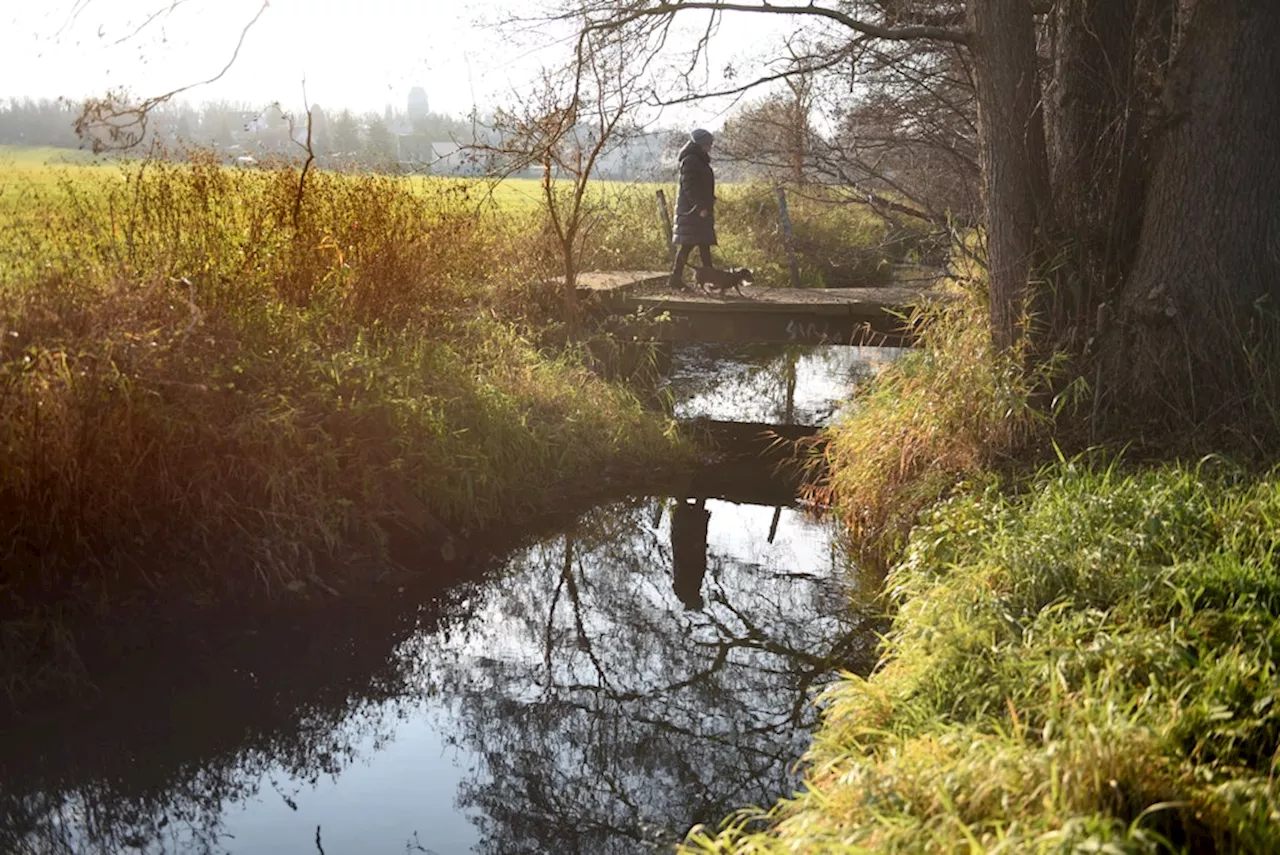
xmin=1 ymin=144 xmax=938 ymax=287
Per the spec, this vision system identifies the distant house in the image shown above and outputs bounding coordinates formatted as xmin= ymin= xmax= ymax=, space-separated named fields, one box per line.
xmin=593 ymin=132 xmax=675 ymax=180
xmin=429 ymin=142 xmax=481 ymax=176
xmin=395 ymin=133 xmax=434 ymax=163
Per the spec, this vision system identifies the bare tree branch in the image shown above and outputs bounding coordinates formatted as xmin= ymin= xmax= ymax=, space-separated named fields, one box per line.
xmin=290 ymin=82 xmax=316 ymax=230
xmin=648 ymin=40 xmax=864 ymax=107
xmin=111 ymin=0 xmax=189 ymax=46
xmin=575 ymin=1 xmax=970 ymax=45
xmin=75 ymin=0 xmax=270 ymax=151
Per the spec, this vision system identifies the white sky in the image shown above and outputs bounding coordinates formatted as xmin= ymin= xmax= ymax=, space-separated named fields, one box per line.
xmin=1 ymin=0 xmax=803 ymax=125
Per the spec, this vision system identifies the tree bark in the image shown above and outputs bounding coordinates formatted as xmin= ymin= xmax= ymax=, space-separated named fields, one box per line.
xmin=1099 ymin=0 xmax=1280 ymax=429
xmin=562 ymin=240 xmax=581 ymax=334
xmin=1047 ymin=0 xmax=1149 ymax=336
xmin=969 ymin=0 xmax=1054 ymax=352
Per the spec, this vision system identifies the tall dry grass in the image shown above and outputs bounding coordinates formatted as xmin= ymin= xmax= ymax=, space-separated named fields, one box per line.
xmin=0 ymin=153 xmax=684 ymax=623
xmin=807 ymin=284 xmax=1057 ymax=568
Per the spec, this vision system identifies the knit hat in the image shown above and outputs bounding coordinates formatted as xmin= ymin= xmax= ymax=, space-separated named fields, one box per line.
xmin=690 ymin=128 xmax=714 ymax=145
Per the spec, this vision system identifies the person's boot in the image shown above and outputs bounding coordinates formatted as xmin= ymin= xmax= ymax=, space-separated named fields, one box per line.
xmin=667 ymin=271 xmax=687 ymax=291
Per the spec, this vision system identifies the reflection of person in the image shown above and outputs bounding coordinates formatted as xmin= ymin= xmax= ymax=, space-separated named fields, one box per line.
xmin=671 ymin=497 xmax=710 ymax=610
xmin=668 ymin=128 xmax=717 ymax=290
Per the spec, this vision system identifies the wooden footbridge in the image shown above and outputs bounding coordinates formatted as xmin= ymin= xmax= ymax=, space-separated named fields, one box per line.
xmin=579 ymin=271 xmax=943 ymax=347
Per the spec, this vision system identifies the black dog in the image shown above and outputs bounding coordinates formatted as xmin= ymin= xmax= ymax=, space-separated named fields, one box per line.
xmin=693 ymin=265 xmax=754 ymax=297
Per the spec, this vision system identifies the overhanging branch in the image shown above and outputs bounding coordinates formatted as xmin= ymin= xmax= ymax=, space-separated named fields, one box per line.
xmin=581 ymin=1 xmax=970 ymax=46
xmin=75 ymin=0 xmax=269 ymax=150
xmin=649 ymin=43 xmax=861 ymax=106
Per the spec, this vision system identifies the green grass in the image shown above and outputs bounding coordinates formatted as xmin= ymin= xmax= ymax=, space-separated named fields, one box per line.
xmin=0 ymin=144 xmax=108 ymax=167
xmin=686 ymin=456 xmax=1280 ymax=853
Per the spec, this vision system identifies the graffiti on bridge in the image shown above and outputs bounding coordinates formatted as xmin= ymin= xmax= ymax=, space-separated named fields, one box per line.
xmin=785 ymin=319 xmax=835 ymax=343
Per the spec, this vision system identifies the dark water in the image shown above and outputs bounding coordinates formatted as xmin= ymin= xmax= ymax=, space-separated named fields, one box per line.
xmin=668 ymin=343 xmax=900 ymax=425
xmin=0 ymin=344 xmax=896 ymax=855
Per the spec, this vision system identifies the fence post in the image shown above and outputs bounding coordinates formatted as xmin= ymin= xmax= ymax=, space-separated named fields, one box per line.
xmin=775 ymin=186 xmax=802 ymax=288
xmin=655 ymin=189 xmax=674 ymax=261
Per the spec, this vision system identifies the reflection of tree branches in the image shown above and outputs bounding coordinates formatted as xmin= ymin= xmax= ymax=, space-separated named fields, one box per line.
xmin=702 ymin=579 xmax=878 ymax=724
xmin=563 ymin=534 xmax=619 ymax=695
xmin=673 ymin=344 xmax=879 ymax=424
xmin=2 ymin=493 xmax=874 ymax=855
xmin=544 ymin=560 xmax=569 ymax=691
xmin=441 ymin=497 xmax=875 ymax=851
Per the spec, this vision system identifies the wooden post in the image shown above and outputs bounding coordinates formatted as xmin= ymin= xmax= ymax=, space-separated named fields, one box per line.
xmin=776 ymin=186 xmax=802 ymax=288
xmin=771 ymin=349 xmax=798 ymax=545
xmin=655 ymin=189 xmax=674 ymax=259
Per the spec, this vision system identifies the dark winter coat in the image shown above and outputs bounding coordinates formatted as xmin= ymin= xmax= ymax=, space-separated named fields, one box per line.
xmin=673 ymin=140 xmax=717 ymax=246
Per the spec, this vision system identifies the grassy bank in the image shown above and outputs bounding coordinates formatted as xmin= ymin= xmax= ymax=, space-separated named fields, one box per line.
xmin=0 ymin=153 xmax=686 ymax=637
xmin=682 ymin=288 xmax=1280 ymax=852
xmin=687 ymin=457 xmax=1280 ymax=852
xmin=808 ymin=289 xmax=1053 ymax=571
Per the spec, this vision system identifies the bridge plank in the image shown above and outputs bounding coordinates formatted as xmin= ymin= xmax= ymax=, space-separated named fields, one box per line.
xmin=568 ymin=270 xmax=948 ymax=345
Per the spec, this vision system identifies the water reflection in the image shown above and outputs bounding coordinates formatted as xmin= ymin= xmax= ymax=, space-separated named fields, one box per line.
xmin=1 ymin=484 xmax=878 ymax=855
xmin=669 ymin=343 xmax=901 ymax=425
xmin=431 ymin=497 xmax=875 ymax=853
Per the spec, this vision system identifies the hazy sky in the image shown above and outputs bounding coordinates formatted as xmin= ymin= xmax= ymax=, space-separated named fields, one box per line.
xmin=2 ymin=0 xmax=798 ymax=123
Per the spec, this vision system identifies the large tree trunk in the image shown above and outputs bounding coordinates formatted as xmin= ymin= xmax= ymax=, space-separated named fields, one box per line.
xmin=1098 ymin=0 xmax=1280 ymax=432
xmin=1046 ymin=0 xmax=1165 ymax=340
xmin=969 ymin=0 xmax=1054 ymax=352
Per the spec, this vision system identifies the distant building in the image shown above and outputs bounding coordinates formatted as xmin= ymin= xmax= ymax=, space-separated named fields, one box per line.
xmin=585 ymin=131 xmax=675 ymax=180
xmin=430 ymin=141 xmax=472 ymax=175
xmin=396 ymin=133 xmax=434 ymax=163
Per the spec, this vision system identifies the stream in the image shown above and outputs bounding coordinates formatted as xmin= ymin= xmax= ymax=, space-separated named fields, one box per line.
xmin=0 ymin=343 xmax=900 ymax=855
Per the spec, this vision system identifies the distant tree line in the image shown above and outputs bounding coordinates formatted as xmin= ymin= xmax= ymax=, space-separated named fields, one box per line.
xmin=0 ymin=98 xmax=84 ymax=148
xmin=0 ymin=96 xmax=477 ymax=171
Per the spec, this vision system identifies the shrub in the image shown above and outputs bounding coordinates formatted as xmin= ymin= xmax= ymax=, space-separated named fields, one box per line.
xmin=810 ymin=285 xmax=1055 ymax=567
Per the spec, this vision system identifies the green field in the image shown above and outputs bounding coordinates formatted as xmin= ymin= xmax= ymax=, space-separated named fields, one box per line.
xmin=0 ymin=144 xmax=108 ymax=167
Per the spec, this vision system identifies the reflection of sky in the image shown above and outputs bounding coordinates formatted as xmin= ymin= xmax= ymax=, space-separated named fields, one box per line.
xmin=705 ymin=500 xmax=834 ymax=573
xmin=670 ymin=344 xmax=903 ymax=425
xmin=221 ymin=722 xmax=481 ymax=854
xmin=9 ymin=495 xmax=869 ymax=855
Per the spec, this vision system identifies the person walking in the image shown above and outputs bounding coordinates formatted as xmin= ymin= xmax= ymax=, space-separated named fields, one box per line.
xmin=669 ymin=128 xmax=717 ymax=290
